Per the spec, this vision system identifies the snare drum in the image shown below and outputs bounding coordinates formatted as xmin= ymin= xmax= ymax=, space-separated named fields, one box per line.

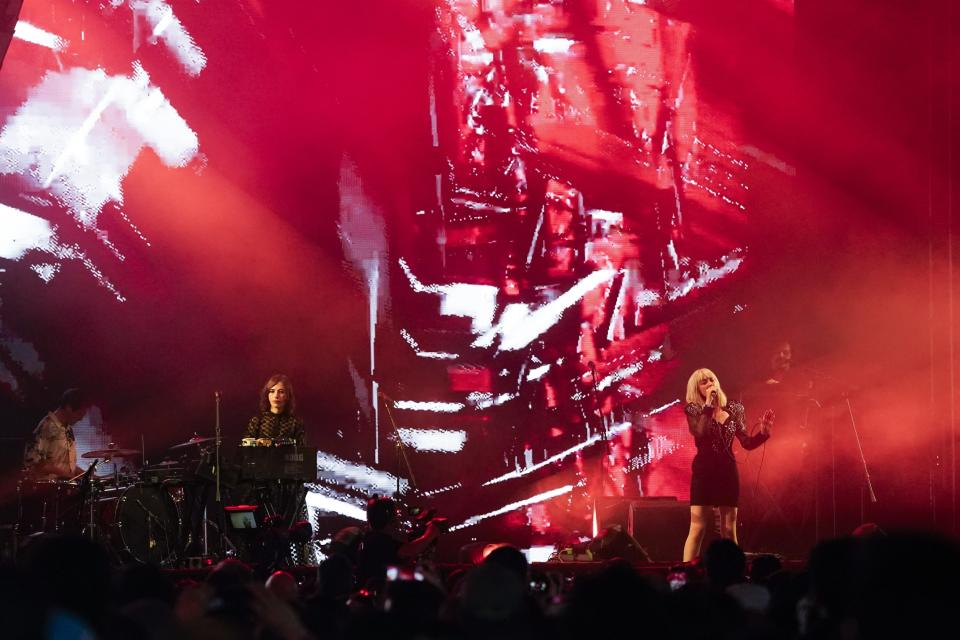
xmin=92 ymin=484 xmax=181 ymax=565
xmin=255 ymin=438 xmax=273 ymax=448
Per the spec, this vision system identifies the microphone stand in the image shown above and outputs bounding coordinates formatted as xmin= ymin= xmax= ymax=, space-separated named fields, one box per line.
xmin=807 ymin=370 xmax=877 ymax=529
xmin=379 ymin=392 xmax=418 ymax=499
xmin=214 ymin=392 xmax=222 ymax=504
xmin=78 ymin=459 xmax=99 ymax=539
xmin=204 ymin=391 xmax=223 ymax=559
xmin=844 ymin=395 xmax=878 ymax=515
xmin=588 ymin=363 xmax=609 ymax=531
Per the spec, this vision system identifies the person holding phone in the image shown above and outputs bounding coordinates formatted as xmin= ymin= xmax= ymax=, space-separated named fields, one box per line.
xmin=355 ymin=496 xmax=444 ymax=588
xmin=682 ymin=368 xmax=774 ymax=562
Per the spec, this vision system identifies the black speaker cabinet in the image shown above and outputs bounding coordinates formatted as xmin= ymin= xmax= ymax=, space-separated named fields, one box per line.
xmin=596 ymin=497 xmax=717 ymax=562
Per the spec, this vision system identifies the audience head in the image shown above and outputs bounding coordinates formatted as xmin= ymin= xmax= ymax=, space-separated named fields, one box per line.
xmin=704 ymin=539 xmax=746 ymax=589
xmin=851 ymin=522 xmax=886 ymax=538
xmin=482 ymin=544 xmax=529 ymax=583
xmin=459 ymin=562 xmax=526 ymax=623
xmin=366 ymin=496 xmax=398 ymax=531
xmin=327 ymin=526 xmax=363 ymax=562
xmin=265 ymin=570 xmax=298 ymax=603
xmin=21 ymin=534 xmax=113 ymax=623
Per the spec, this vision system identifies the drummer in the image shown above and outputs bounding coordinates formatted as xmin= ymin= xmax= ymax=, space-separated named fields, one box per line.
xmin=243 ymin=374 xmax=305 ymax=446
xmin=23 ymin=388 xmax=91 ymax=480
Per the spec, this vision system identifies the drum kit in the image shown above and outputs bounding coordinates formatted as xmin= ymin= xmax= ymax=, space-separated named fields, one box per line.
xmin=17 ymin=434 xmax=225 ymax=566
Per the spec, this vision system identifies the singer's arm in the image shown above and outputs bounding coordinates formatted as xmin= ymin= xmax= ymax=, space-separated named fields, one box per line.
xmin=732 ymin=403 xmax=770 ymax=450
xmin=684 ymin=403 xmax=712 ymax=438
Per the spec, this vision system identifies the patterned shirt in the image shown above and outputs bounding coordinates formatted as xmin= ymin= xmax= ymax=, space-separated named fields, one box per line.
xmin=244 ymin=412 xmax=305 ymax=443
xmin=684 ymin=401 xmax=768 ymax=459
xmin=24 ymin=412 xmax=78 ymax=479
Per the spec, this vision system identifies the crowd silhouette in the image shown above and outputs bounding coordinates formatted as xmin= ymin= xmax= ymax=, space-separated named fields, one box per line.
xmin=2 ymin=519 xmax=957 ymax=640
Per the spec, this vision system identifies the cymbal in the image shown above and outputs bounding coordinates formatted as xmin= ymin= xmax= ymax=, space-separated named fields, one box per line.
xmin=146 ymin=459 xmax=181 ymax=468
xmin=81 ymin=445 xmax=140 ymax=459
xmin=169 ymin=435 xmax=215 ymax=450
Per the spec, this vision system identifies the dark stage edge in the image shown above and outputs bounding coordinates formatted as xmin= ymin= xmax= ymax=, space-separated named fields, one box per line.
xmin=162 ymin=560 xmax=807 ymax=582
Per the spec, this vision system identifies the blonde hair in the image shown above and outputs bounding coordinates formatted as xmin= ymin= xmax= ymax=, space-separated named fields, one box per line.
xmin=685 ymin=368 xmax=727 ymax=407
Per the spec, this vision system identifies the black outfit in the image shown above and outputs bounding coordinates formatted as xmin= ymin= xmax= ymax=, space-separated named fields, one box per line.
xmin=238 ymin=413 xmax=306 ymax=531
xmin=684 ymin=401 xmax=769 ymax=506
xmin=244 ymin=412 xmax=305 ymax=443
xmin=355 ymin=529 xmax=403 ymax=587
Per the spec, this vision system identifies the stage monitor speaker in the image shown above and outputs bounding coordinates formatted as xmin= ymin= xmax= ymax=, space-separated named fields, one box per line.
xmin=597 ymin=497 xmax=715 ymax=562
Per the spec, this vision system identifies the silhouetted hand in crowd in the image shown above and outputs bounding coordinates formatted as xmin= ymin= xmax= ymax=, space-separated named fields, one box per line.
xmin=248 ymin=583 xmax=313 ymax=640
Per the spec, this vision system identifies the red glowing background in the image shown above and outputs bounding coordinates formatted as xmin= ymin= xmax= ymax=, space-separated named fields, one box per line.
xmin=0 ymin=1 xmax=956 ymax=559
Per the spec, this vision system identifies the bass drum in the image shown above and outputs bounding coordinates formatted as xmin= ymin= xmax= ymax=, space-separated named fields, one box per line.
xmin=95 ymin=484 xmax=181 ymax=565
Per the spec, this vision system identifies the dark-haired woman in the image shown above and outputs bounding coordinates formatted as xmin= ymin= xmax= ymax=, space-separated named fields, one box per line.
xmin=244 ymin=374 xmax=305 ymax=445
xmin=241 ymin=374 xmax=307 ymax=530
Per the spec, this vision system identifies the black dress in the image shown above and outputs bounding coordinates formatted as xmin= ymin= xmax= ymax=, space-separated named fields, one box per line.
xmin=684 ymin=401 xmax=769 ymax=507
xmin=239 ymin=412 xmax=306 ymax=524
xmin=244 ymin=412 xmax=305 ymax=443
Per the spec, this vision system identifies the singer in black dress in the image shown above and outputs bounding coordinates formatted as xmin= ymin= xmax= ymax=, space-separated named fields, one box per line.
xmin=682 ymin=368 xmax=773 ymax=561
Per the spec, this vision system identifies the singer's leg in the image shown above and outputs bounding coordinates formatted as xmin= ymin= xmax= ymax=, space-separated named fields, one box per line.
xmin=683 ymin=505 xmax=709 ymax=561
xmin=719 ymin=506 xmax=739 ymax=544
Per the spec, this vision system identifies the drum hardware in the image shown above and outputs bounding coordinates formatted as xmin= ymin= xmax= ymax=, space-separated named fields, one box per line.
xmin=82 ymin=444 xmax=139 ymax=488
xmin=169 ymin=435 xmax=215 ymax=450
xmin=149 ymin=459 xmax=182 ymax=467
xmin=79 ymin=460 xmax=99 ymax=540
xmin=208 ymin=391 xmax=229 ymax=558
xmin=89 ymin=484 xmax=181 ymax=565
xmin=82 ymin=445 xmax=140 ymax=458
xmin=175 ymin=394 xmax=229 ymax=563
xmin=140 ymin=464 xmax=186 ymax=485
xmin=135 ymin=497 xmax=173 ymax=557
xmin=16 ymin=478 xmax=79 ymax=537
